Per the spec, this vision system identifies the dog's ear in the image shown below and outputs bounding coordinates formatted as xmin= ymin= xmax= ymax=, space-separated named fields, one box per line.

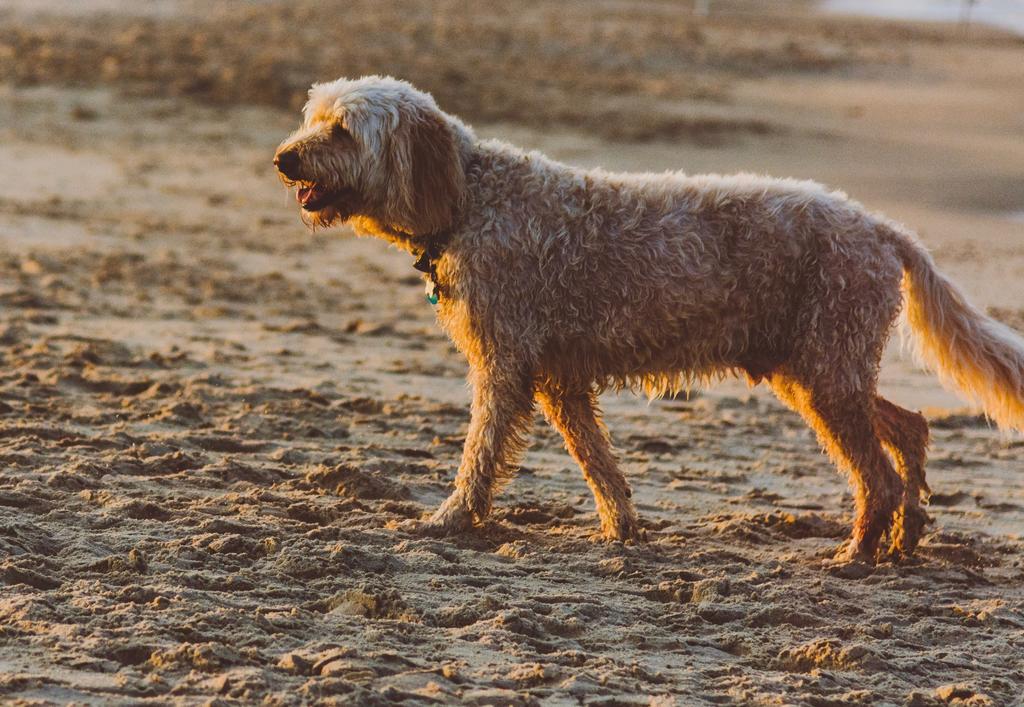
xmin=386 ymin=106 xmax=465 ymax=235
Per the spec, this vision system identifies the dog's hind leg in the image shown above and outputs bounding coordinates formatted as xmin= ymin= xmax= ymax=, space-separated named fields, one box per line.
xmin=769 ymin=375 xmax=902 ymax=563
xmin=536 ymin=383 xmax=641 ymax=542
xmin=874 ymin=396 xmax=931 ymax=558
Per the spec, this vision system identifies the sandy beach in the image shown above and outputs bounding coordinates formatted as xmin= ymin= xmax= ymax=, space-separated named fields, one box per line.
xmin=0 ymin=1 xmax=1022 ymax=703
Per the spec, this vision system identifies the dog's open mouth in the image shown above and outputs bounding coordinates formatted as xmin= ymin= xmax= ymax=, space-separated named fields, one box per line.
xmin=296 ymin=183 xmax=333 ymax=212
xmin=295 ymin=183 xmax=358 ymax=214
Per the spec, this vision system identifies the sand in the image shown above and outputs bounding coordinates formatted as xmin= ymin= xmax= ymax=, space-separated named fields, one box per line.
xmin=0 ymin=1 xmax=1022 ymax=704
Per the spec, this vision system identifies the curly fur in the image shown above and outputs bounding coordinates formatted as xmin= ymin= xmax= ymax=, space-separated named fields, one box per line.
xmin=275 ymin=76 xmax=1024 ymax=562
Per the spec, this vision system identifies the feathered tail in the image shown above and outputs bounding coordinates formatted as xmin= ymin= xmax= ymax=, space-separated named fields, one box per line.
xmin=890 ymin=227 xmax=1024 ymax=431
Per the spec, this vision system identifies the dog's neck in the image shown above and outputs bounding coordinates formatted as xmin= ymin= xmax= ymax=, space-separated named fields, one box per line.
xmin=349 ymin=216 xmax=449 ymax=256
xmin=349 ymin=215 xmax=451 ymax=304
xmin=348 ymin=216 xmax=419 ymax=252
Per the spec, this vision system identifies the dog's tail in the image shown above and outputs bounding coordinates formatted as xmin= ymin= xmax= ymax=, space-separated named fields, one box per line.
xmin=888 ymin=225 xmax=1024 ymax=431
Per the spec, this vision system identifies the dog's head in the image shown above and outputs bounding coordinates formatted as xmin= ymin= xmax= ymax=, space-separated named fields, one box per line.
xmin=274 ymin=76 xmax=467 ymax=235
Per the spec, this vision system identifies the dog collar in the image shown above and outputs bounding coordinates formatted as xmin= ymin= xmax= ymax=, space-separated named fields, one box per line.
xmin=412 ymin=236 xmax=448 ymax=305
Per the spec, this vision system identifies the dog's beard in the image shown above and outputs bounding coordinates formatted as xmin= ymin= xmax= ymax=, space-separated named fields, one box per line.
xmin=301 ymin=203 xmax=344 ymax=230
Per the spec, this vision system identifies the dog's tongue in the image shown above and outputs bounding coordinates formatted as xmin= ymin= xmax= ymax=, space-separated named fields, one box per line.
xmin=297 ymin=185 xmax=321 ymax=206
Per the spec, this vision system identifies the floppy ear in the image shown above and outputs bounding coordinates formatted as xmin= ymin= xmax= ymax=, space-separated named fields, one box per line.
xmin=386 ymin=106 xmax=465 ymax=235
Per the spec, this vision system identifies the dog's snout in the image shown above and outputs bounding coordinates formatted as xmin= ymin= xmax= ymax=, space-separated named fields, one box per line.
xmin=274 ymin=149 xmax=301 ymax=178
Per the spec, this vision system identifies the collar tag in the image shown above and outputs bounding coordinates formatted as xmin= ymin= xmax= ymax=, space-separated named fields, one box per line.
xmin=413 ymin=240 xmax=445 ymax=305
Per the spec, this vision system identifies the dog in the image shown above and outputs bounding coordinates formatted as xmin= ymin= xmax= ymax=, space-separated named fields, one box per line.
xmin=275 ymin=75 xmax=1024 ymax=563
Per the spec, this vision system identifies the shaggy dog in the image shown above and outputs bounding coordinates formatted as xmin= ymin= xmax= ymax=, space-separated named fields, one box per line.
xmin=275 ymin=76 xmax=1024 ymax=563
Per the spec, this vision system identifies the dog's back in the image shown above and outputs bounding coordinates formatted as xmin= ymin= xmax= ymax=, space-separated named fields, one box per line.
xmin=454 ymin=142 xmax=901 ymax=392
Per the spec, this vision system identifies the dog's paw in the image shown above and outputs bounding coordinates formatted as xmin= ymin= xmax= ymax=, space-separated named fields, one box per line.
xmin=599 ymin=515 xmax=646 ymax=544
xmin=885 ymin=503 xmax=930 ymax=561
xmin=394 ymin=495 xmax=475 ymax=538
xmin=826 ymin=539 xmax=878 ymax=575
xmin=394 ymin=517 xmax=457 ymax=538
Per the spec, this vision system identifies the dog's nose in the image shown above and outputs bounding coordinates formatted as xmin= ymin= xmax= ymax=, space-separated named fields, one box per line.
xmin=274 ymin=150 xmax=301 ymax=179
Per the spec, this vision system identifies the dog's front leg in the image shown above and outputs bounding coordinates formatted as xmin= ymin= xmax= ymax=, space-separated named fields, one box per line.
xmin=406 ymin=364 xmax=535 ymax=536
